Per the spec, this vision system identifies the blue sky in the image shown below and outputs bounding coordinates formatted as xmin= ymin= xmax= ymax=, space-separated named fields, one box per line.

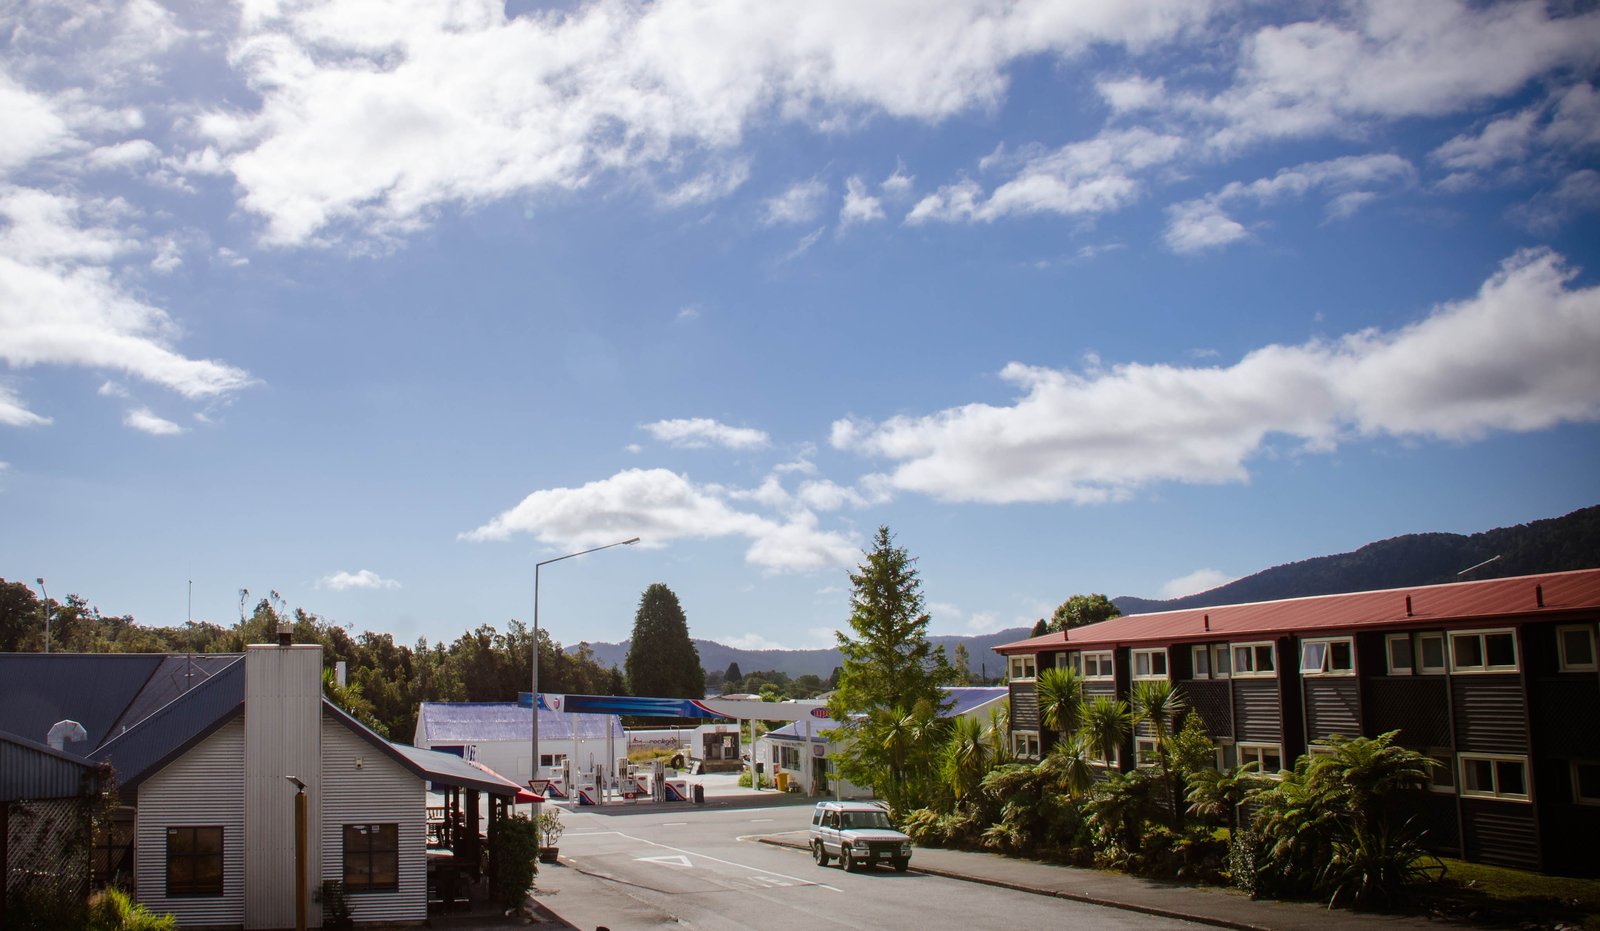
xmin=3 ymin=0 xmax=1598 ymax=654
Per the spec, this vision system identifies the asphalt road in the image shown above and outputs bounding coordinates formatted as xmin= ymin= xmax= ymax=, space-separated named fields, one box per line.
xmin=533 ymin=800 xmax=1200 ymax=931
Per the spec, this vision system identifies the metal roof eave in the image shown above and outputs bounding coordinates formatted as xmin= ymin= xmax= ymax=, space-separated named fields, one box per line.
xmin=322 ymin=702 xmax=520 ymax=797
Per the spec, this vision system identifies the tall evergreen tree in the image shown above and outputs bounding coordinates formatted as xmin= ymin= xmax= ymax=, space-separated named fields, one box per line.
xmin=827 ymin=526 xmax=955 ymax=811
xmin=723 ymin=661 xmax=742 ymax=686
xmin=623 ymin=583 xmax=706 ymax=699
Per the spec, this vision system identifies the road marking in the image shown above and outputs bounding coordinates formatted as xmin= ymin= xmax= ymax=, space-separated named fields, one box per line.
xmin=608 ymin=831 xmax=839 ymax=891
xmin=661 ymin=821 xmax=687 ymax=826
xmin=750 ymin=818 xmax=774 ymax=823
xmin=635 ymin=854 xmax=693 ymax=868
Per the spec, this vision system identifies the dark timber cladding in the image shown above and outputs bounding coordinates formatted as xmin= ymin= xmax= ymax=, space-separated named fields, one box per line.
xmin=991 ymin=568 xmax=1600 ymax=876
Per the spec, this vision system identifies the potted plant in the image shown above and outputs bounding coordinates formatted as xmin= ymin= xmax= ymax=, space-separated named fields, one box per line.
xmin=536 ymin=808 xmax=564 ymax=863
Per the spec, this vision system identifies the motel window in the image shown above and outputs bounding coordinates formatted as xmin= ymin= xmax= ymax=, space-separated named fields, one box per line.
xmin=1427 ymin=751 xmax=1456 ymax=794
xmin=1574 ymin=762 xmax=1600 ymax=806
xmin=1231 ymin=642 xmax=1276 ymax=678
xmin=1558 ymin=625 xmax=1598 ymax=672
xmin=1013 ymin=731 xmax=1041 ymax=760
xmin=1416 ymin=633 xmax=1447 ymax=673
xmin=1080 ymin=651 xmax=1115 ymax=680
xmin=343 ymin=824 xmax=400 ymax=893
xmin=1238 ymin=743 xmax=1283 ymax=775
xmin=1132 ymin=648 xmax=1168 ymax=680
xmin=1386 ymin=634 xmax=1414 ymax=675
xmin=1300 ymin=637 xmax=1355 ymax=676
xmin=1135 ymin=736 xmax=1159 ymax=767
xmin=1192 ymin=643 xmax=1232 ymax=679
xmin=1009 ymin=655 xmax=1037 ymax=681
xmin=166 ymin=826 xmax=223 ymax=897
xmin=1460 ymin=754 xmax=1529 ymax=801
xmin=1192 ymin=645 xmax=1210 ymax=678
xmin=1449 ymin=629 xmax=1519 ymax=673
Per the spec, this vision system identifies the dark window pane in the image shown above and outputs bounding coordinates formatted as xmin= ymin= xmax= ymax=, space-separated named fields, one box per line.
xmin=1257 ymin=646 xmax=1274 ymax=672
xmin=1454 ymin=635 xmax=1484 ymax=668
xmin=1496 ymin=761 xmax=1526 ymax=795
xmin=1465 ymin=759 xmax=1494 ymax=791
xmin=1389 ymin=637 xmax=1413 ymax=671
xmin=1562 ymin=629 xmax=1594 ymax=667
xmin=1420 ymin=636 xmax=1445 ymax=669
xmin=1485 ymin=634 xmax=1516 ymax=667
xmin=1331 ymin=641 xmax=1353 ymax=670
xmin=1576 ymin=763 xmax=1600 ymax=801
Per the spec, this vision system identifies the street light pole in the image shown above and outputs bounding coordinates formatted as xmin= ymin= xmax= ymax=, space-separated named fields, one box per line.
xmin=532 ymin=537 xmax=639 ymax=790
xmin=35 ymin=578 xmax=49 ymax=654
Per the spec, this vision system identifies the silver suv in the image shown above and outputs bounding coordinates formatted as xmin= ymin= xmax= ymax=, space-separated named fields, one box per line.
xmin=808 ymin=801 xmax=912 ymax=872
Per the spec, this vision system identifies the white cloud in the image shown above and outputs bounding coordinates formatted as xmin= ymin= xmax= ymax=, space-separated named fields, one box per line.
xmin=1158 ymin=569 xmax=1234 ymax=599
xmin=463 ymin=467 xmax=860 ymax=573
xmin=675 ymin=304 xmax=702 ymax=323
xmin=85 ymin=139 xmax=160 ymax=172
xmin=832 ymin=249 xmax=1600 ymax=503
xmin=124 ymin=406 xmax=184 ymax=435
xmin=643 ymin=417 xmax=770 ymax=450
xmin=318 ymin=569 xmax=401 ymax=591
xmin=784 ymin=226 xmax=826 ymax=262
xmin=763 ymin=179 xmax=828 ymax=226
xmin=0 ymin=72 xmax=76 ymax=172
xmin=1432 ymin=83 xmax=1600 ymax=184
xmin=0 ymin=383 xmax=50 ymax=427
xmin=839 ymin=176 xmax=885 ymax=226
xmin=1509 ymin=169 xmax=1600 ymax=232
xmin=907 ymin=128 xmax=1185 ymax=224
xmin=1163 ymin=200 xmax=1247 ymax=253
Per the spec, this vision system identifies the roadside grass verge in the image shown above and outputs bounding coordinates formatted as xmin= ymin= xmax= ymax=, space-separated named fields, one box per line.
xmin=1415 ymin=859 xmax=1600 ymax=929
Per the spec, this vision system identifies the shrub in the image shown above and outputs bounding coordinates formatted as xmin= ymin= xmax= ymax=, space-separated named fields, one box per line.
xmin=85 ymin=888 xmax=177 ymax=931
xmin=494 ymin=814 xmax=542 ymax=912
xmin=315 ymin=880 xmax=353 ymax=930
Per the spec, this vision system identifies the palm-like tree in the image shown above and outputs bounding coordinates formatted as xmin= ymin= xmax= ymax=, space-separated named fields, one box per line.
xmin=1130 ymin=679 xmax=1188 ymax=827
xmin=1080 ymin=695 xmax=1132 ymax=770
xmin=1042 ymin=730 xmax=1098 ymax=799
xmin=985 ymin=704 xmax=1013 ymax=765
xmin=1186 ymin=761 xmax=1263 ymax=835
xmin=1036 ymin=666 xmax=1085 ymax=741
xmin=945 ymin=714 xmax=992 ymax=801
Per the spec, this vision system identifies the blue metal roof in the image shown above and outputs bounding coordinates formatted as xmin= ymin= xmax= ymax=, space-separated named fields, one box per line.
xmin=91 ymin=657 xmax=245 ymax=793
xmin=764 ymin=687 xmax=1006 ymax=741
xmin=0 ymin=653 xmax=168 ymax=752
xmin=417 ymin=702 xmax=623 ymax=744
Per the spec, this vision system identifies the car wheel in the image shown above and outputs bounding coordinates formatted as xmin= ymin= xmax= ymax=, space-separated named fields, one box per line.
xmin=813 ymin=841 xmax=830 ymax=867
xmin=841 ymin=849 xmax=856 ymax=872
xmin=893 ymin=858 xmax=909 ymax=873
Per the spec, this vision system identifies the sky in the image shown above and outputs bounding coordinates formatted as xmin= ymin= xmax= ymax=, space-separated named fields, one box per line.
xmin=3 ymin=0 xmax=1599 ymax=656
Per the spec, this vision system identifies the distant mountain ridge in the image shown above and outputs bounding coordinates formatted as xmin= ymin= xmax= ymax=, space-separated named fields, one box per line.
xmin=567 ymin=505 xmax=1599 ymax=679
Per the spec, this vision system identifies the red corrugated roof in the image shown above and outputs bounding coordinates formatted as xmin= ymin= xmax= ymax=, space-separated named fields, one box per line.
xmin=994 ymin=568 xmax=1600 ymax=655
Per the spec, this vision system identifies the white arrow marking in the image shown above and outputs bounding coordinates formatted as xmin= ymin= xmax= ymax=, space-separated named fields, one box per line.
xmin=635 ymin=854 xmax=693 ymax=868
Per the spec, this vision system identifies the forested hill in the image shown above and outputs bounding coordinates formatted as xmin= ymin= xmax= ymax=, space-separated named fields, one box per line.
xmin=1113 ymin=504 xmax=1600 ymax=615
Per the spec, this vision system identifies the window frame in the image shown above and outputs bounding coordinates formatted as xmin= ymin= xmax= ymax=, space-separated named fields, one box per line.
xmin=1300 ymin=637 xmax=1356 ymax=677
xmin=165 ymin=825 xmax=224 ymax=898
xmin=1448 ymin=628 xmax=1519 ymax=674
xmin=1191 ymin=645 xmax=1211 ymax=679
xmin=1231 ymin=642 xmax=1277 ymax=679
xmin=343 ymin=823 xmax=401 ymax=894
xmin=1426 ymin=750 xmax=1456 ymax=794
xmin=1134 ymin=735 xmax=1160 ymax=767
xmin=1557 ymin=625 xmax=1598 ymax=673
xmin=1415 ymin=632 xmax=1447 ymax=674
xmin=1459 ymin=753 xmax=1530 ymax=801
xmin=1385 ymin=633 xmax=1414 ymax=675
xmin=1573 ymin=760 xmax=1600 ymax=806
xmin=1079 ymin=650 xmax=1115 ymax=680
xmin=1011 ymin=731 xmax=1041 ymax=760
xmin=1237 ymin=742 xmax=1284 ymax=775
xmin=1131 ymin=648 xmax=1168 ymax=681
xmin=1008 ymin=654 xmax=1037 ymax=681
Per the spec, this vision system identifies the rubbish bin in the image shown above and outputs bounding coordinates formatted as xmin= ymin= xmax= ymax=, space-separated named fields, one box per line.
xmin=775 ymin=772 xmax=789 ymax=792
xmin=693 ymin=783 xmax=705 ymax=804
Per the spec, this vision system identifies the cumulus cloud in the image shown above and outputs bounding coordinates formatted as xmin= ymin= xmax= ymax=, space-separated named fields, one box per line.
xmin=643 ymin=417 xmax=770 ymax=450
xmin=907 ymin=128 xmax=1185 ymax=224
xmin=124 ymin=407 xmax=184 ymax=435
xmin=1164 ymin=153 xmax=1414 ymax=252
xmin=763 ymin=179 xmax=828 ymax=226
xmin=463 ymin=467 xmax=860 ymax=573
xmin=1158 ymin=569 xmax=1235 ymax=599
xmin=839 ymin=176 xmax=885 ymax=226
xmin=832 ymin=249 xmax=1600 ymax=503
xmin=318 ymin=569 xmax=401 ymax=591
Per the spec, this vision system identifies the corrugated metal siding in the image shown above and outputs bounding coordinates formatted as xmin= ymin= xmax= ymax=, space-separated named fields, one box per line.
xmin=1084 ymin=682 xmax=1117 ymax=699
xmin=0 ymin=734 xmax=98 ymax=801
xmin=322 ymin=721 xmax=426 ymax=924
xmin=1303 ymin=679 xmax=1361 ymax=742
xmin=1185 ymin=680 xmax=1232 ymax=739
xmin=1461 ymin=800 xmax=1540 ymax=870
xmin=1232 ymin=680 xmax=1282 ymax=742
xmin=1365 ymin=677 xmax=1452 ymax=747
xmin=135 ymin=717 xmax=246 ymax=927
xmin=1529 ymin=678 xmax=1600 ymax=757
xmin=1451 ymin=676 xmax=1528 ymax=754
xmin=1008 ymin=683 xmax=1039 ymax=731
xmin=244 ymin=645 xmax=323 ymax=930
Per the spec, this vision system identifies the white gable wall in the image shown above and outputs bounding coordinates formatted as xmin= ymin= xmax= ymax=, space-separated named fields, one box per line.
xmin=135 ymin=717 xmax=247 ymax=927
xmin=321 ymin=721 xmax=426 ymax=924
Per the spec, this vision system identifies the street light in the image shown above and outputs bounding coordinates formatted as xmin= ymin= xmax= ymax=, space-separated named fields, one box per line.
xmin=36 ymin=578 xmax=49 ymax=654
xmin=531 ymin=537 xmax=639 ymax=789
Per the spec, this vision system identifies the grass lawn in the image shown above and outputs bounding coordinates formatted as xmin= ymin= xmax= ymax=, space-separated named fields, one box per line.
xmin=1418 ymin=858 xmax=1600 ymax=929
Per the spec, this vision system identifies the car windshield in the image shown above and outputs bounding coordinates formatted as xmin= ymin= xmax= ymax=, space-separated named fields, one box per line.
xmin=839 ymin=810 xmax=892 ymax=830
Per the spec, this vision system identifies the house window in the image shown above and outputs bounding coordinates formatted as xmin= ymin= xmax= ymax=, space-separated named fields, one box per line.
xmin=1427 ymin=751 xmax=1456 ymax=794
xmin=538 ymin=751 xmax=568 ymax=769
xmin=1080 ymin=651 xmax=1114 ymax=680
xmin=166 ymin=826 xmax=223 ymax=897
xmin=1192 ymin=644 xmax=1232 ymax=679
xmin=1192 ymin=645 xmax=1210 ymax=678
xmin=1386 ymin=634 xmax=1413 ymax=675
xmin=1231 ymin=642 xmax=1276 ymax=678
xmin=1460 ymin=754 xmax=1529 ymax=801
xmin=1558 ymin=625 xmax=1598 ymax=672
xmin=1012 ymin=731 xmax=1040 ymax=760
xmin=1574 ymin=762 xmax=1600 ymax=805
xmin=1449 ymin=629 xmax=1518 ymax=673
xmin=1132 ymin=649 xmax=1168 ymax=680
xmin=1090 ymin=745 xmax=1121 ymax=768
xmin=343 ymin=824 xmax=400 ymax=893
xmin=1008 ymin=655 xmax=1037 ymax=681
xmin=1238 ymin=743 xmax=1283 ymax=774
xmin=1416 ymin=633 xmax=1446 ymax=673
xmin=1134 ymin=736 xmax=1159 ymax=767
xmin=1300 ymin=637 xmax=1355 ymax=676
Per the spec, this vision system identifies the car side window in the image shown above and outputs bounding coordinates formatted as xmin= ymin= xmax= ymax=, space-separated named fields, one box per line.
xmin=823 ymin=812 xmax=837 ymax=829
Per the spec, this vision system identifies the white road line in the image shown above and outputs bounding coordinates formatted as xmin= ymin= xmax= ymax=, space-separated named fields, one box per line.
xmin=606 ymin=831 xmax=841 ymax=893
xmin=750 ymin=818 xmax=774 ymax=822
xmin=661 ymin=822 xmax=687 ymax=826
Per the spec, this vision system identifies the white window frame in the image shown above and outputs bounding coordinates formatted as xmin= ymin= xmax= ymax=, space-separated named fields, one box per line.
xmin=1089 ymin=744 xmax=1122 ymax=768
xmin=1385 ymin=633 xmax=1414 ymax=675
xmin=1459 ymin=753 xmax=1530 ymax=801
xmin=1448 ymin=628 xmax=1519 ymax=674
xmin=1012 ymin=731 xmax=1041 ymax=760
xmin=1231 ymin=642 xmax=1277 ymax=679
xmin=1573 ymin=761 xmax=1600 ymax=806
xmin=1301 ymin=637 xmax=1356 ymax=676
xmin=1191 ymin=645 xmax=1211 ymax=679
xmin=1131 ymin=648 xmax=1168 ymax=681
xmin=1238 ymin=742 xmax=1283 ymax=775
xmin=1008 ymin=654 xmax=1037 ymax=681
xmin=1134 ymin=736 xmax=1160 ymax=767
xmin=1210 ymin=643 xmax=1230 ymax=678
xmin=1557 ymin=625 xmax=1598 ymax=672
xmin=1080 ymin=651 xmax=1115 ymax=680
xmin=1415 ymin=632 xmax=1447 ymax=674
xmin=1426 ymin=750 xmax=1456 ymax=794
